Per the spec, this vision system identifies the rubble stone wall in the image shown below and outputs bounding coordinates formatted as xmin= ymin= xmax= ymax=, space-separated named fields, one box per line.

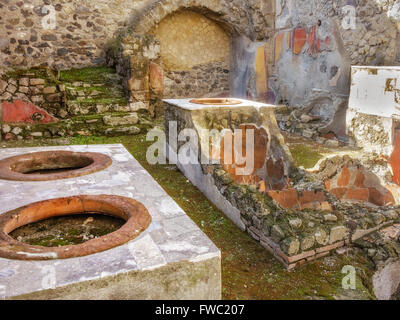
xmin=0 ymin=66 xmax=153 ymax=141
xmin=0 ymin=0 xmax=275 ymax=106
xmin=165 ymin=100 xmax=400 ymax=269
xmin=0 ymin=0 xmax=274 ymax=68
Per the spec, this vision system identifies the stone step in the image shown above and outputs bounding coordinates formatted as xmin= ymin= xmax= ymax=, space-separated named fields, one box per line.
xmin=65 ymin=84 xmax=125 ymax=99
xmin=66 ymin=100 xmax=131 ymax=116
xmin=1 ymin=111 xmax=153 ymax=141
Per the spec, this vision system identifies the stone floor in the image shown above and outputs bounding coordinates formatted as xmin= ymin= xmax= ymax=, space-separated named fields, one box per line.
xmin=0 ymin=145 xmax=221 ymax=299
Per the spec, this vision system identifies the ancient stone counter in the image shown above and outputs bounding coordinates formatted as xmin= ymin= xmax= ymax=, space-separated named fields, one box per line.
xmin=164 ymin=98 xmax=400 ymax=270
xmin=0 ymin=145 xmax=221 ymax=300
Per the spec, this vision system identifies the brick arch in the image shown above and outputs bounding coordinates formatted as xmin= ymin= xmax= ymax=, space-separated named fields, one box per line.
xmin=131 ymin=0 xmax=254 ymax=38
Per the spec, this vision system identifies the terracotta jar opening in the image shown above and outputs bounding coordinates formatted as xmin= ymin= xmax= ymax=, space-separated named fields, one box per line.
xmin=0 ymin=151 xmax=112 ymax=181
xmin=0 ymin=195 xmax=151 ymax=260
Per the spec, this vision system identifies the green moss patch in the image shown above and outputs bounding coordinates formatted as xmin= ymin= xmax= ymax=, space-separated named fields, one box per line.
xmin=10 ymin=214 xmax=125 ymax=247
xmin=290 ymin=144 xmax=324 ymax=169
xmin=60 ymin=66 xmax=117 ymax=84
xmin=68 ymin=97 xmax=128 ymax=107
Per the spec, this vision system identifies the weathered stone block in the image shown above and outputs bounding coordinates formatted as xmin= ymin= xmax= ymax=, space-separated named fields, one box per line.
xmin=11 ymin=127 xmax=22 ymax=135
xmin=18 ymin=86 xmax=29 ymax=94
xmin=1 ymin=124 xmax=11 ymax=133
xmin=315 ymin=228 xmax=328 ymax=245
xmin=280 ymin=237 xmax=300 ymax=256
xmin=19 ymin=78 xmax=29 ymax=87
xmin=31 ymin=95 xmax=44 ymax=104
xmin=105 ymin=126 xmax=141 ymax=136
xmin=300 ymin=235 xmax=315 ymax=251
xmin=324 ymin=214 xmax=338 ymax=222
xmin=103 ymin=113 xmax=139 ymax=126
xmin=271 ymin=225 xmax=285 ymax=242
xmin=329 ymin=226 xmax=347 ymax=244
xmin=30 ymin=132 xmax=43 ymax=137
xmin=0 ymin=79 xmax=8 ymax=92
xmin=43 ymin=86 xmax=57 ymax=94
xmin=6 ymin=84 xmax=17 ymax=94
xmin=30 ymin=78 xmax=45 ymax=86
xmin=289 ymin=218 xmax=302 ymax=229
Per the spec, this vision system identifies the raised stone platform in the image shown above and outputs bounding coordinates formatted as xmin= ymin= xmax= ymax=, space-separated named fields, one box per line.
xmin=0 ymin=145 xmax=221 ymax=300
xmin=164 ymin=98 xmax=400 ymax=270
xmin=164 ymin=98 xmax=294 ymax=230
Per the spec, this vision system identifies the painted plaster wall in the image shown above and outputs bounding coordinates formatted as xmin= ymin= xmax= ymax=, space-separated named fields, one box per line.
xmin=272 ymin=0 xmax=400 ymax=115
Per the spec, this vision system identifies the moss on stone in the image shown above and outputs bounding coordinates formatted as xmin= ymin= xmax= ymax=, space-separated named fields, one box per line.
xmin=10 ymin=214 xmax=125 ymax=247
xmin=59 ymin=66 xmax=117 ymax=83
xmin=68 ymin=97 xmax=128 ymax=106
xmin=6 ymin=67 xmax=59 ymax=86
xmin=290 ymin=144 xmax=324 ymax=169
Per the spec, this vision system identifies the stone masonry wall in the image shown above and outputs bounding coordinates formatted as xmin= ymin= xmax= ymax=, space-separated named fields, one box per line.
xmin=0 ymin=66 xmax=154 ymax=141
xmin=163 ymin=61 xmax=230 ymax=98
xmin=0 ymin=0 xmax=274 ymax=71
xmin=0 ymin=0 xmax=275 ymax=114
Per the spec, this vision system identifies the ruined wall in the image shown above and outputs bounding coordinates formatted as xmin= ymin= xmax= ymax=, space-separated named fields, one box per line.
xmin=149 ymin=10 xmax=230 ymax=98
xmin=272 ymin=0 xmax=400 ymax=138
xmin=0 ymin=0 xmax=275 ymax=121
xmin=0 ymin=0 xmax=275 ymax=138
xmin=0 ymin=66 xmax=156 ymax=141
xmin=0 ymin=0 xmax=274 ymax=71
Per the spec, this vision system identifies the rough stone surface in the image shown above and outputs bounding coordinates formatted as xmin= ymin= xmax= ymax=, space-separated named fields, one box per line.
xmin=103 ymin=113 xmax=139 ymax=126
xmin=329 ymin=226 xmax=347 ymax=244
xmin=0 ymin=67 xmax=154 ymax=139
xmin=373 ymin=260 xmax=400 ymax=300
xmin=0 ymin=0 xmax=274 ymax=70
